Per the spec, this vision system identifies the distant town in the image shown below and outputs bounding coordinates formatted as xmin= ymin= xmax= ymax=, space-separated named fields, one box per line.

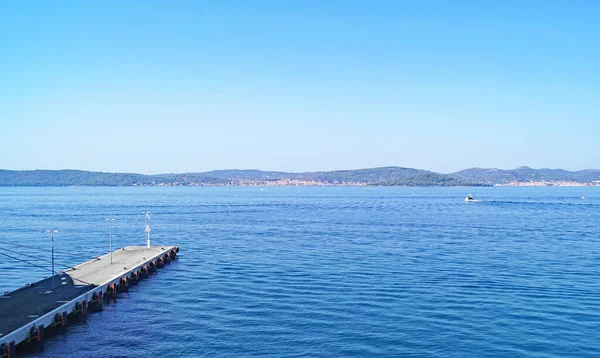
xmin=143 ymin=179 xmax=600 ymax=187
xmin=144 ymin=179 xmax=368 ymax=187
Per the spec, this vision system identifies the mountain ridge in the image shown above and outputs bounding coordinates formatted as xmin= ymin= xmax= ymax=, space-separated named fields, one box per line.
xmin=451 ymin=167 xmax=600 ymax=185
xmin=1 ymin=166 xmax=600 ymax=187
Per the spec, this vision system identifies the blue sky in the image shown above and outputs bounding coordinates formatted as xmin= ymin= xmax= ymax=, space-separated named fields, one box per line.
xmin=1 ymin=1 xmax=598 ymax=174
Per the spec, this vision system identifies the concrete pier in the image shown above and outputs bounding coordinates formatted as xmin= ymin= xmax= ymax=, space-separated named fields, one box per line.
xmin=0 ymin=245 xmax=178 ymax=357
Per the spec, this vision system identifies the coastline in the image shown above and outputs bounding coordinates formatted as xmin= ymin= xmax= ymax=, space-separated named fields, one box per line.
xmin=495 ymin=181 xmax=600 ymax=187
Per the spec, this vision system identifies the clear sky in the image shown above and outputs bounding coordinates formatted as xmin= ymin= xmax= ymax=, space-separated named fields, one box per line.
xmin=1 ymin=1 xmax=598 ymax=174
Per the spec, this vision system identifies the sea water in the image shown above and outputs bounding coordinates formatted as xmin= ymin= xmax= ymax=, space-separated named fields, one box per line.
xmin=0 ymin=186 xmax=599 ymax=357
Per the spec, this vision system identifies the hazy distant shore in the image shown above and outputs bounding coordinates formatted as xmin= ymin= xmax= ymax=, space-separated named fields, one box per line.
xmin=495 ymin=181 xmax=600 ymax=187
xmin=2 ymin=166 xmax=600 ymax=187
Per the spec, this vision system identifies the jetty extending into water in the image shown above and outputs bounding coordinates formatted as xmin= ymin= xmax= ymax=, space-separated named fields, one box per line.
xmin=0 ymin=245 xmax=179 ymax=357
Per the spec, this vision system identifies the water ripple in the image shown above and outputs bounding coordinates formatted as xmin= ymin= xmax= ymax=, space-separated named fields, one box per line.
xmin=1 ymin=186 xmax=600 ymax=357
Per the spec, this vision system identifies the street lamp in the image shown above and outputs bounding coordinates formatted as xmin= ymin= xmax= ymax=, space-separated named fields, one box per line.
xmin=46 ymin=229 xmax=58 ymax=289
xmin=143 ymin=212 xmax=151 ymax=248
xmin=106 ymin=218 xmax=115 ymax=264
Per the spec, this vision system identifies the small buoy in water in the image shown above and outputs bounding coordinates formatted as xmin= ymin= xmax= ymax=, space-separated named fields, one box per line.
xmin=582 ymin=196 xmax=585 ymax=200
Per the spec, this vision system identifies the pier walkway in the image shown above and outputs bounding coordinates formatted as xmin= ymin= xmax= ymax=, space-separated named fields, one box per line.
xmin=0 ymin=245 xmax=178 ymax=357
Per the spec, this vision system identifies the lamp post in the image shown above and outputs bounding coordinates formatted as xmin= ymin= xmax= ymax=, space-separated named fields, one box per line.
xmin=143 ymin=212 xmax=151 ymax=248
xmin=106 ymin=218 xmax=115 ymax=264
xmin=46 ymin=229 xmax=58 ymax=289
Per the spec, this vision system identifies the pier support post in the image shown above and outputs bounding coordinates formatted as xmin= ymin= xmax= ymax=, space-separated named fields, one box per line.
xmin=53 ymin=312 xmax=68 ymax=327
xmin=106 ymin=283 xmax=116 ymax=300
xmin=0 ymin=341 xmax=16 ymax=358
xmin=129 ymin=271 xmax=138 ymax=286
xmin=30 ymin=324 xmax=44 ymax=342
xmin=118 ymin=277 xmax=129 ymax=292
xmin=90 ymin=292 xmax=103 ymax=312
xmin=75 ymin=301 xmax=87 ymax=318
xmin=140 ymin=266 xmax=148 ymax=278
xmin=8 ymin=341 xmax=15 ymax=358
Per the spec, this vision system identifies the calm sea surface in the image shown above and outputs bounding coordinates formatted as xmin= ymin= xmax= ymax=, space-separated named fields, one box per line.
xmin=1 ymin=186 xmax=599 ymax=357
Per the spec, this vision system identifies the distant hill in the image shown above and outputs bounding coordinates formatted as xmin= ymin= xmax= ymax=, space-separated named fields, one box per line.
xmin=0 ymin=170 xmax=228 ymax=187
xmin=308 ymin=167 xmax=479 ymax=186
xmin=1 ymin=166 xmax=598 ymax=187
xmin=179 ymin=169 xmax=296 ymax=181
xmin=158 ymin=167 xmax=484 ymax=186
xmin=0 ymin=167 xmax=483 ymax=187
xmin=451 ymin=166 xmax=600 ymax=185
xmin=184 ymin=167 xmax=480 ymax=186
xmin=0 ymin=170 xmax=150 ymax=186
